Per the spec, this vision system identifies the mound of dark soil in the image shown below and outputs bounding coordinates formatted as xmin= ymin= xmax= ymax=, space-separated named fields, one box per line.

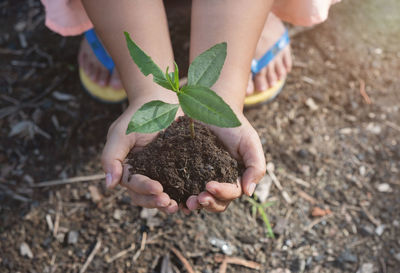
xmin=126 ymin=116 xmax=241 ymax=203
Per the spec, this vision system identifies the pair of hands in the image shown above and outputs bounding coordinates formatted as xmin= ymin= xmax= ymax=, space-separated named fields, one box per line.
xmin=102 ymin=102 xmax=266 ymax=214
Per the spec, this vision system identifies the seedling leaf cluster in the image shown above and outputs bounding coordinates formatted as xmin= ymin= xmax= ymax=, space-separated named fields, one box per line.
xmin=124 ymin=32 xmax=241 ymax=135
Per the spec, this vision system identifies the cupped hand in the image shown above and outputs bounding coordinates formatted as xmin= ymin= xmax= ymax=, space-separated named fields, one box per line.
xmin=101 ymin=103 xmax=179 ymax=214
xmin=184 ymin=114 xmax=266 ymax=213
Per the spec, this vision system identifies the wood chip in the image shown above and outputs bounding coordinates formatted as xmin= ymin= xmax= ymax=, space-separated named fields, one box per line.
xmin=297 ymin=189 xmax=318 ymax=205
xmin=311 ymin=207 xmax=332 ymax=217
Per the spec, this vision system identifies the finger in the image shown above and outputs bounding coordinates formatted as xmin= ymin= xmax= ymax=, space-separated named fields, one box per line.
xmin=238 ymin=127 xmax=266 ymax=196
xmin=101 ymin=123 xmax=134 ymax=189
xmin=180 ymin=203 xmax=191 ymax=215
xmin=128 ymin=191 xmax=170 ymax=208
xmin=253 ymin=67 xmax=268 ymax=92
xmin=159 ymin=199 xmax=179 ymax=214
xmin=186 ymin=195 xmax=201 ymax=211
xmin=197 ymin=191 xmax=230 ymax=213
xmin=205 ymin=180 xmax=242 ymax=201
xmin=121 ymin=170 xmax=163 ymax=195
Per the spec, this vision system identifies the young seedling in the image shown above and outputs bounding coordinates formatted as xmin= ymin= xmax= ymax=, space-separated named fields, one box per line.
xmin=123 ymin=32 xmax=241 ymax=138
xmin=246 ymin=196 xmax=275 ymax=238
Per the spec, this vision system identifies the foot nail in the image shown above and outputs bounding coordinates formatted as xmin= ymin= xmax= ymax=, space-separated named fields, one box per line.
xmin=200 ymin=201 xmax=209 ymax=207
xmin=248 ymin=183 xmax=256 ymax=196
xmin=106 ymin=173 xmax=112 ymax=188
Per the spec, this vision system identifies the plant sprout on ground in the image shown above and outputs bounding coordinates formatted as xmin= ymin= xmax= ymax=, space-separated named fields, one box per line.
xmin=246 ymin=196 xmax=275 ymax=238
xmin=123 ymin=32 xmax=241 ymax=138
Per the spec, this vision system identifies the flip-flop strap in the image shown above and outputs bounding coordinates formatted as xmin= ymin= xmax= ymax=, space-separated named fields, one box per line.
xmin=251 ymin=29 xmax=290 ymax=74
xmin=84 ymin=29 xmax=115 ymax=73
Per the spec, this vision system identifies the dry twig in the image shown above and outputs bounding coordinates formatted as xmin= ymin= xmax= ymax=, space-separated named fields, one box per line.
xmin=360 ymin=203 xmax=380 ymax=226
xmin=106 ymin=243 xmax=136 ymax=263
xmin=266 ymin=163 xmax=293 ymax=204
xmin=215 ymin=254 xmax=261 ymax=273
xmin=170 ymin=247 xmax=195 ymax=273
xmin=359 ymin=79 xmax=372 ymax=104
xmin=34 ymin=174 xmax=105 ymax=187
xmin=80 ymin=239 xmax=102 ymax=273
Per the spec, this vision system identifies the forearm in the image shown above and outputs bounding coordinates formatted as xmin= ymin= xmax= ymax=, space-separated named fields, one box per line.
xmin=191 ymin=0 xmax=273 ymax=112
xmin=82 ymin=0 xmax=177 ymax=104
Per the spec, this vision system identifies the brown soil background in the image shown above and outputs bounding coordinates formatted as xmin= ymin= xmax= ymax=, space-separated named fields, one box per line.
xmin=0 ymin=0 xmax=399 ymax=272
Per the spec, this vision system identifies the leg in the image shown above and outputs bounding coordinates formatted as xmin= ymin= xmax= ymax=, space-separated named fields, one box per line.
xmin=247 ymin=12 xmax=292 ymax=95
xmin=190 ymin=0 xmax=274 ymax=111
xmin=81 ymin=0 xmax=177 ymax=104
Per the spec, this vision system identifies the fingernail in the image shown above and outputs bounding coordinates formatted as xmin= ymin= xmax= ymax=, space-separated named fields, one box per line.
xmin=106 ymin=173 xmax=112 ymax=188
xmin=248 ymin=183 xmax=256 ymax=196
xmin=157 ymin=199 xmax=169 ymax=207
xmin=199 ymin=201 xmax=209 ymax=207
xmin=207 ymin=187 xmax=216 ymax=195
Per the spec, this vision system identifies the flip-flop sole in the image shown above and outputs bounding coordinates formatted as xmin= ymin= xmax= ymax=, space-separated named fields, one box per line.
xmin=79 ymin=67 xmax=127 ymax=104
xmin=244 ymin=79 xmax=285 ymax=108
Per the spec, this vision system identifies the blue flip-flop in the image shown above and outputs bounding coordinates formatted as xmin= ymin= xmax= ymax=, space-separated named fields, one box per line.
xmin=244 ymin=29 xmax=290 ymax=107
xmin=79 ymin=29 xmax=127 ymax=103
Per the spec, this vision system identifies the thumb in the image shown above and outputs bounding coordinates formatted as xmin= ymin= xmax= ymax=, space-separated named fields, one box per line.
xmin=101 ymin=126 xmax=134 ymax=189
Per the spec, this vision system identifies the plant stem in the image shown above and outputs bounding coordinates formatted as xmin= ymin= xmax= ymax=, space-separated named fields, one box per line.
xmin=189 ymin=118 xmax=195 ymax=139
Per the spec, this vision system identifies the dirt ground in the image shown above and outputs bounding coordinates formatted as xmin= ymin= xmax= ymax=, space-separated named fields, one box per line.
xmin=1 ymin=0 xmax=399 ymax=272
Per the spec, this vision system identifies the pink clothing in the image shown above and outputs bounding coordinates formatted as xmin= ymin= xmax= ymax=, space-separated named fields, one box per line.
xmin=41 ymin=0 xmax=340 ymax=36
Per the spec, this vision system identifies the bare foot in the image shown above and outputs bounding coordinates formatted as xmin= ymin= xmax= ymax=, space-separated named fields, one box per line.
xmin=78 ymin=37 xmax=123 ymax=90
xmin=247 ymin=13 xmax=292 ymax=95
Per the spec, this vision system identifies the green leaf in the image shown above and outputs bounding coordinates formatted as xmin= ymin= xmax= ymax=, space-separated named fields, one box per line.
xmin=187 ymin=42 xmax=227 ymax=87
xmin=178 ymin=85 xmax=241 ymax=127
xmin=126 ymin=100 xmax=179 ymax=134
xmin=173 ymin=62 xmax=179 ymax=89
xmin=124 ymin=32 xmax=173 ymax=91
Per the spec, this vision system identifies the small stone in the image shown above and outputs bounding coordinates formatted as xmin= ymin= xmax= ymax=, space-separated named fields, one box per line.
xmin=20 ymin=242 xmax=33 ymax=259
xmin=140 ymin=208 xmax=158 ymax=219
xmin=393 ymin=220 xmax=399 ymax=227
xmin=356 ymin=263 xmax=374 ymax=273
xmin=359 ymin=166 xmax=366 ymax=176
xmin=340 ymin=128 xmax=353 ymax=135
xmin=254 ymin=175 xmax=272 ymax=203
xmin=339 ymin=250 xmax=358 ymax=263
xmin=67 ymin=231 xmax=79 ymax=244
xmin=366 ymin=123 xmax=381 ymax=134
xmin=56 ymin=233 xmax=66 ymax=243
xmin=360 ymin=225 xmax=374 ymax=236
xmin=305 ymin=98 xmax=318 ymax=111
xmin=376 ymin=183 xmax=392 ymax=193
xmin=394 ymin=253 xmax=400 ymax=262
xmin=269 ymin=269 xmax=290 ymax=273
xmin=273 ymin=217 xmax=288 ymax=235
xmin=113 ymin=209 xmax=122 ymax=220
xmin=375 ymin=225 xmax=385 ymax=236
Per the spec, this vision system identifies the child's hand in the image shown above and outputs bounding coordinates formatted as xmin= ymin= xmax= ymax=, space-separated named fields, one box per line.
xmin=101 ymin=103 xmax=179 ymax=214
xmin=184 ymin=114 xmax=266 ymax=213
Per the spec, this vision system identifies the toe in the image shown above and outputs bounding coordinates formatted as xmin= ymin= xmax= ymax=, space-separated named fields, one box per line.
xmin=282 ymin=47 xmax=292 ymax=73
xmin=253 ymin=68 xmax=268 ymax=92
xmin=266 ymin=63 xmax=278 ymax=88
xmin=274 ymin=55 xmax=287 ymax=81
xmin=97 ymin=67 xmax=110 ymax=87
xmin=110 ymin=70 xmax=123 ymax=90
